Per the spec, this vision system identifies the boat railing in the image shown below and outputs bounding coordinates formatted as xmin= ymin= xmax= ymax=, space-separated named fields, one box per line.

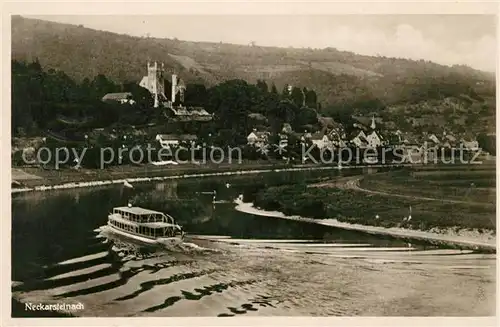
xmin=110 ymin=208 xmax=178 ymax=226
xmin=162 ymin=213 xmax=176 ymax=225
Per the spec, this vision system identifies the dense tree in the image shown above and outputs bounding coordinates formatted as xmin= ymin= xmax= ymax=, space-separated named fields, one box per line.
xmin=305 ymin=90 xmax=317 ymax=108
xmin=184 ymin=83 xmax=208 ymax=107
xmin=477 ymin=133 xmax=495 ymax=155
xmin=12 ymin=58 xmax=329 ymax=141
xmin=206 ymin=79 xmax=256 ymax=139
xmin=256 ymin=80 xmax=268 ymax=93
xmin=322 ymin=104 xmax=357 ymax=135
xmin=123 ymin=82 xmax=154 ymax=110
xmin=266 ymin=100 xmax=299 ymax=133
xmin=282 ymin=84 xmax=291 ymax=98
xmin=290 ymin=87 xmax=304 ymax=108
xmin=293 ymin=107 xmax=318 ymax=131
xmin=11 ymin=60 xmax=132 ymax=136
xmin=91 ymin=74 xmax=119 ymax=98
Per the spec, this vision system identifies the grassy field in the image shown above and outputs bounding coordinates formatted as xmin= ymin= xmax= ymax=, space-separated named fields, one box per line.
xmin=360 ymin=168 xmax=495 ymax=204
xmin=253 ymin=166 xmax=496 ymax=233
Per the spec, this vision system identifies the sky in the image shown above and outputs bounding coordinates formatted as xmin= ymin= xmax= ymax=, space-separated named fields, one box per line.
xmin=27 ymin=15 xmax=497 ymax=72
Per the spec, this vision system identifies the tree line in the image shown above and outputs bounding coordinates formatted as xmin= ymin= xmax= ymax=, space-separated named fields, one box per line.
xmin=12 ymin=59 xmax=320 ymax=143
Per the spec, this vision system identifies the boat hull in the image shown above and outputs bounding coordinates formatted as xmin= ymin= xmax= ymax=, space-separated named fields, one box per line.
xmin=105 ymin=223 xmax=183 ymax=245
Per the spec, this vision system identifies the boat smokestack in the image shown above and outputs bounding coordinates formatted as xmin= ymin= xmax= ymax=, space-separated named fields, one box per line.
xmin=171 ymin=74 xmax=177 ymax=103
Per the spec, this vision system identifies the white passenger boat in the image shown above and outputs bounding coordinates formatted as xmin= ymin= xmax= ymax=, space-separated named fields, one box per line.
xmin=107 ymin=206 xmax=184 ymax=245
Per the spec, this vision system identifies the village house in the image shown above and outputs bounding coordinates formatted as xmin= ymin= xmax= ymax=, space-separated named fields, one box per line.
xmin=281 ymin=123 xmax=293 ymax=134
xmin=442 ymin=140 xmax=452 ymax=149
xmin=365 ymin=130 xmax=383 ymax=148
xmin=427 ymin=133 xmax=440 ymax=145
xmin=155 ymin=134 xmax=198 ymax=149
xmin=247 ymin=129 xmax=270 ymax=148
xmin=266 ymin=124 xmax=298 ymax=152
xmin=420 ymin=133 xmax=442 ymax=151
xmin=308 ymin=126 xmax=348 ymax=149
xmin=299 ymin=130 xmax=312 ymax=144
xmin=461 ymin=139 xmax=480 ymax=150
xmin=327 ymin=131 xmax=346 ymax=148
xmin=386 ymin=130 xmax=404 ymax=147
xmin=351 ymin=130 xmax=369 ymax=148
xmin=323 ymin=120 xmax=347 ymax=147
xmin=337 ymin=138 xmax=348 ymax=148
xmin=165 ymin=105 xmax=213 ymax=122
xmin=443 ymin=134 xmax=458 ymax=148
xmin=350 ymin=116 xmax=384 ymax=148
xmin=311 ymin=132 xmax=331 ymax=149
xmin=399 ymin=133 xmax=425 ymax=163
xmin=101 ymin=92 xmax=136 ymax=105
xmin=401 ymin=133 xmax=422 ymax=146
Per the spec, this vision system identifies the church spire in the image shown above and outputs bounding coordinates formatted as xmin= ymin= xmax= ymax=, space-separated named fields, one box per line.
xmin=370 ymin=115 xmax=376 ymax=130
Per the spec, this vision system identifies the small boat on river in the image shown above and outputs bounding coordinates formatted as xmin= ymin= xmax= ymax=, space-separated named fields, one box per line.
xmin=107 ymin=206 xmax=184 ymax=245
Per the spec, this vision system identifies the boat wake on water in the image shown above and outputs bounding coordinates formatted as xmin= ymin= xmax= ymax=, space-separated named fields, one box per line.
xmin=96 ymin=225 xmax=220 ymax=255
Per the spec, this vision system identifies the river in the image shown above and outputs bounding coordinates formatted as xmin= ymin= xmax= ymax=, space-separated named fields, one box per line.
xmin=11 ymin=170 xmax=495 ymax=317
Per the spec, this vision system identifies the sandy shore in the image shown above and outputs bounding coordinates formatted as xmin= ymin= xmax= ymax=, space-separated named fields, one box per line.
xmin=234 ymin=200 xmax=496 ymax=252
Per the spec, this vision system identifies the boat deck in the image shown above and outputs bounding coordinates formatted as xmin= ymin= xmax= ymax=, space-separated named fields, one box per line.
xmin=109 ymin=214 xmax=177 ymax=228
xmin=114 ymin=206 xmax=163 ymax=215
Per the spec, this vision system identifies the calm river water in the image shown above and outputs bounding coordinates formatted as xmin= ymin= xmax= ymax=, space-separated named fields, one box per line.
xmin=11 ymin=170 xmax=495 ymax=317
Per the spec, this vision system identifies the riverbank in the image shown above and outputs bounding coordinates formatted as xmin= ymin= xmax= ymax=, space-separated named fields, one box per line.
xmin=252 ymin=166 xmax=495 ymax=232
xmin=11 ymin=162 xmax=412 ymax=194
xmin=234 ymin=200 xmax=496 ymax=252
xmin=11 ymin=163 xmax=328 ymax=193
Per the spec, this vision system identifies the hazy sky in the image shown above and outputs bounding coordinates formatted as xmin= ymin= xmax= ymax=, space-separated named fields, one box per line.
xmin=27 ymin=15 xmax=497 ymax=72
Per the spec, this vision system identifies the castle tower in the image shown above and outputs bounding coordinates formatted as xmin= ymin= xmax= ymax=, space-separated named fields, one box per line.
xmin=170 ymin=74 xmax=187 ymax=105
xmin=140 ymin=61 xmax=167 ymax=108
xmin=177 ymin=77 xmax=186 ymax=104
xmin=171 ymin=74 xmax=177 ymax=103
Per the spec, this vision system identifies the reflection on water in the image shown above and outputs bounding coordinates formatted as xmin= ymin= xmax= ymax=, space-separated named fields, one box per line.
xmin=11 ymin=170 xmax=496 ymax=317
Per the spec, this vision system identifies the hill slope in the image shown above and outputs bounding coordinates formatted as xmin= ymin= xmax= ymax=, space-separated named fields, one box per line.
xmin=11 ymin=16 xmax=496 ymax=136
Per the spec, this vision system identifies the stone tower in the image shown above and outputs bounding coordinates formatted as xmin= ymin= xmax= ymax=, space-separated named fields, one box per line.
xmin=171 ymin=74 xmax=177 ymax=103
xmin=171 ymin=74 xmax=186 ymax=105
xmin=139 ymin=61 xmax=167 ymax=108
